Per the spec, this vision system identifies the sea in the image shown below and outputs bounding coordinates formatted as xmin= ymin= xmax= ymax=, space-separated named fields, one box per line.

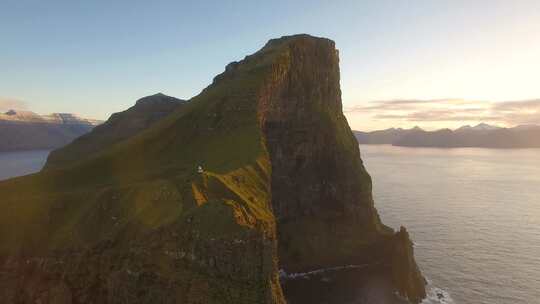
xmin=0 ymin=150 xmax=50 ymax=181
xmin=361 ymin=145 xmax=540 ymax=304
xmin=1 ymin=146 xmax=539 ymax=304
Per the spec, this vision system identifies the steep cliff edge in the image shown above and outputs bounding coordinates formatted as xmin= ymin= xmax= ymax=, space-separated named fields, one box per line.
xmin=256 ymin=35 xmax=425 ymax=302
xmin=0 ymin=34 xmax=424 ymax=303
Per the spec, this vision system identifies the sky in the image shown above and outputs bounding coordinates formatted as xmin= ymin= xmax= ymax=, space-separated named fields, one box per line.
xmin=1 ymin=0 xmax=540 ymax=131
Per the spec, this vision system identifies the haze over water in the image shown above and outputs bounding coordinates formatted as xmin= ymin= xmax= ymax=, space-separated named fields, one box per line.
xmin=362 ymin=145 xmax=540 ymax=304
xmin=0 ymin=150 xmax=50 ymax=181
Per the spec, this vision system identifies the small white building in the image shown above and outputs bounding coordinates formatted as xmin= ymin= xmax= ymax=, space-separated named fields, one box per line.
xmin=197 ymin=165 xmax=204 ymax=173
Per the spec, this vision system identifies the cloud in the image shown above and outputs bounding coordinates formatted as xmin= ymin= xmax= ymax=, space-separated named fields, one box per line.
xmin=493 ymin=99 xmax=540 ymax=125
xmin=0 ymin=97 xmax=28 ymax=112
xmin=375 ymin=111 xmax=503 ymax=122
xmin=346 ymin=99 xmax=479 ymax=112
xmin=492 ymin=99 xmax=540 ymax=111
xmin=345 ymin=98 xmax=540 ymax=127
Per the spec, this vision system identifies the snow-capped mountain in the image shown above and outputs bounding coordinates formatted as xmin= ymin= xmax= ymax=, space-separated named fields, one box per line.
xmin=0 ymin=110 xmax=102 ymax=152
xmin=355 ymin=123 xmax=540 ymax=148
xmin=0 ymin=110 xmax=101 ymax=126
xmin=456 ymin=123 xmax=502 ymax=132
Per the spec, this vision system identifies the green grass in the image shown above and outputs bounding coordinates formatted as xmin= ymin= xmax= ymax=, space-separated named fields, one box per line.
xmin=0 ymin=35 xmax=305 ymax=265
xmin=0 ymin=38 xmax=291 ymax=303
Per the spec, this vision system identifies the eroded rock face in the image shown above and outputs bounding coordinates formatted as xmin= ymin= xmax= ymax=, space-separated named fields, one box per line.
xmin=392 ymin=227 xmax=427 ymax=303
xmin=256 ymin=35 xmax=425 ymax=302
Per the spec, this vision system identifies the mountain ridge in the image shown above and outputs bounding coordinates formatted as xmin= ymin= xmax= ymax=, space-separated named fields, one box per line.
xmin=0 ymin=109 xmax=101 ymax=125
xmin=0 ymin=109 xmax=101 ymax=152
xmin=45 ymin=93 xmax=187 ymax=169
xmin=355 ymin=123 xmax=540 ymax=148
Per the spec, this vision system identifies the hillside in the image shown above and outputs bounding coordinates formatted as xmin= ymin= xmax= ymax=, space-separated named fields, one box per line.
xmin=45 ymin=93 xmax=186 ymax=168
xmin=0 ymin=35 xmax=425 ymax=303
xmin=0 ymin=110 xmax=100 ymax=152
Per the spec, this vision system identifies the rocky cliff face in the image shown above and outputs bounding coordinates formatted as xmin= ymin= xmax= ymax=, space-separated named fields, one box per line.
xmin=0 ymin=35 xmax=425 ymax=303
xmin=258 ymin=37 xmax=383 ymax=269
xmin=255 ymin=35 xmax=425 ymax=302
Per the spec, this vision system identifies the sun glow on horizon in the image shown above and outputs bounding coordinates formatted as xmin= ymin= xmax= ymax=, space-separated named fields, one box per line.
xmin=340 ymin=2 xmax=540 ymax=131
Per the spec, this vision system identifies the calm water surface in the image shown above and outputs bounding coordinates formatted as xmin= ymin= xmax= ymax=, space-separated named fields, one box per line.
xmin=0 ymin=150 xmax=50 ymax=181
xmin=361 ymin=145 xmax=540 ymax=304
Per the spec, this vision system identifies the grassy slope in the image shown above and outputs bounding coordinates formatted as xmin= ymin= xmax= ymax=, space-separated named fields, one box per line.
xmin=44 ymin=94 xmax=185 ymax=169
xmin=0 ymin=45 xmax=271 ymax=247
xmin=0 ymin=38 xmax=290 ymax=304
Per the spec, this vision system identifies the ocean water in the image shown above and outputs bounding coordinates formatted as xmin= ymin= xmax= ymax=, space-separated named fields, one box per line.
xmin=361 ymin=145 xmax=540 ymax=304
xmin=0 ymin=150 xmax=50 ymax=181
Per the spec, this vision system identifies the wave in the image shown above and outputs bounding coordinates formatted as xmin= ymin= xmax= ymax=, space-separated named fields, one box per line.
xmin=281 ymin=267 xmax=456 ymax=304
xmin=422 ymin=285 xmax=455 ymax=304
xmin=279 ymin=264 xmax=370 ymax=280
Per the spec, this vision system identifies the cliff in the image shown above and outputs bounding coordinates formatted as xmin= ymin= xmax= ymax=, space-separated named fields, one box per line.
xmin=0 ymin=110 xmax=99 ymax=152
xmin=0 ymin=34 xmax=425 ymax=303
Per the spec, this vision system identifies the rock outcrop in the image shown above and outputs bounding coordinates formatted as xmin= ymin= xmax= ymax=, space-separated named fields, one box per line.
xmin=0 ymin=34 xmax=425 ymax=303
xmin=256 ymin=35 xmax=425 ymax=302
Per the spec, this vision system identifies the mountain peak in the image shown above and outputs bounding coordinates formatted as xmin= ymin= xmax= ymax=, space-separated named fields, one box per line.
xmin=456 ymin=123 xmax=500 ymax=132
xmin=46 ymin=93 xmax=187 ymax=168
xmin=473 ymin=122 xmax=500 ymax=130
xmin=0 ymin=110 xmax=98 ymax=152
xmin=135 ymin=93 xmax=186 ymax=106
xmin=0 ymin=110 xmax=44 ymax=122
xmin=263 ymin=33 xmax=333 ymax=48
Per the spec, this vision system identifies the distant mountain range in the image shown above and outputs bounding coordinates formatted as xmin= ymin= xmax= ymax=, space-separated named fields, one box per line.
xmin=0 ymin=109 xmax=102 ymax=152
xmin=354 ymin=123 xmax=540 ymax=148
